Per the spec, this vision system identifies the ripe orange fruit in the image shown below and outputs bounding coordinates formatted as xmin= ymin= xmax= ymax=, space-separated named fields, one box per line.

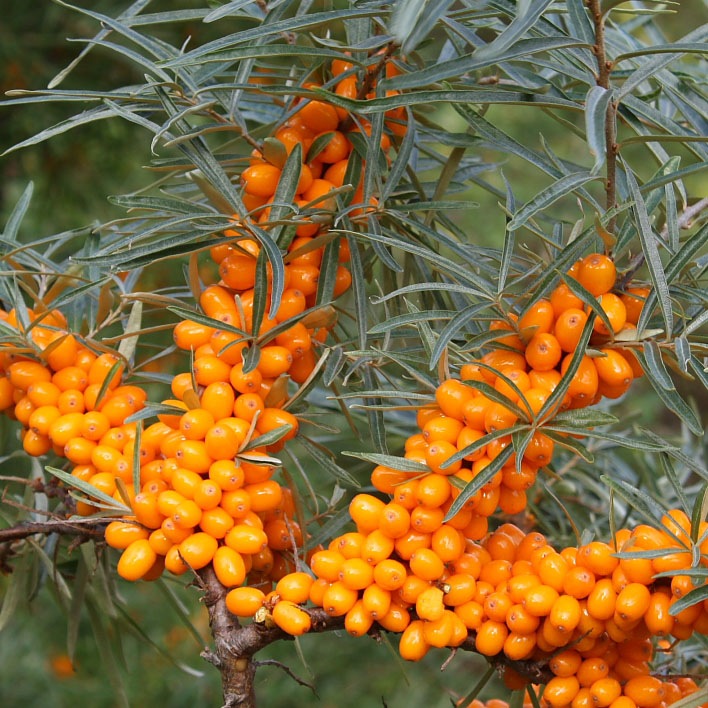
xmin=577 ymin=253 xmax=616 ymax=296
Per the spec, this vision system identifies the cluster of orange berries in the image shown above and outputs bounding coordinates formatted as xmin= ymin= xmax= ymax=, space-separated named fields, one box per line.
xmin=258 ymin=508 xmax=707 ymax=708
xmin=100 ymin=58 xmax=414 ymax=583
xmin=371 ymin=253 xmax=650 ymax=528
xmin=482 ymin=253 xmax=647 ymax=407
xmin=457 ymin=676 xmax=703 ymax=708
xmin=173 ymin=56 xmax=407 ymax=401
xmin=101 ymin=330 xmax=306 ymax=584
xmin=0 ymin=307 xmax=146 ymax=467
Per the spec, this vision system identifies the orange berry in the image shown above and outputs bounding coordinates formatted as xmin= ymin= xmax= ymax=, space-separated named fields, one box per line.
xmin=475 ymin=620 xmax=508 ymax=656
xmin=225 ymin=524 xmax=267 ymax=554
xmin=550 ymin=283 xmax=584 ymax=317
xmin=322 ymin=581 xmax=358 ymax=616
xmin=525 ymin=333 xmax=562 ymax=371
xmin=545 ymin=677 xmax=580 ymax=707
xmin=594 ymin=293 xmax=627 ymax=335
xmin=241 ymin=163 xmax=281 ymax=197
xmin=226 ymin=587 xmax=265 ymax=617
xmin=622 ymin=287 xmax=650 ymax=324
xmin=594 ymin=349 xmax=633 ymax=387
xmin=272 ymin=600 xmax=311 ymax=635
xmin=435 ymin=379 xmax=475 ymax=419
xmin=117 ymin=539 xmax=157 ymax=581
xmin=399 ymin=620 xmax=429 ymax=661
xmin=519 ymin=299 xmax=555 ymax=335
xmin=550 ymin=594 xmax=581 ymax=632
xmin=105 ymin=521 xmax=149 ymax=549
xmin=578 ymin=254 xmax=616 ymax=297
xmin=409 ymin=548 xmax=444 ymax=581
xmin=555 ymin=308 xmax=588 ymax=353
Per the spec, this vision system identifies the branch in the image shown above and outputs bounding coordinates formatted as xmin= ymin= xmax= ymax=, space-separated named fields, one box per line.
xmin=661 ymin=196 xmax=708 ymax=237
xmin=253 ymin=659 xmax=317 ymax=695
xmin=588 ymin=0 xmax=618 ymax=235
xmin=340 ymin=41 xmax=397 ymax=133
xmin=620 ymin=197 xmax=708 ymax=288
xmin=197 ymin=562 xmax=553 ymax=708
xmin=0 ymin=519 xmax=108 ymax=544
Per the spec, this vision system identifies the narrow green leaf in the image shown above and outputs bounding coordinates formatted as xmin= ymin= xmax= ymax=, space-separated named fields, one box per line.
xmin=250 ymin=251 xmax=268 ymax=345
xmin=298 ymin=436 xmax=361 ymax=488
xmin=508 ymin=173 xmax=599 ymax=231
xmin=3 ymin=182 xmax=33 ymax=241
xmin=474 ymin=0 xmax=556 ymax=61
xmin=341 ymin=452 xmax=428 ymax=474
xmin=538 ymin=314 xmax=595 ymax=421
xmin=132 ymin=420 xmax=143 ymax=499
xmin=444 ymin=445 xmax=514 ymax=521
xmin=0 ymin=553 xmax=28 ymax=632
xmin=46 ymin=466 xmax=131 ymax=513
xmin=625 ymin=165 xmax=673 ymax=337
xmin=240 ymin=425 xmax=293 ymax=452
xmin=560 ymin=272 xmax=615 ymax=336
xmin=691 ymin=482 xmax=708 ymax=544
xmin=640 ymin=343 xmax=674 ymax=390
xmin=117 ymin=301 xmax=143 ymax=363
xmin=93 ymin=360 xmax=124 ymax=410
xmin=585 ymin=86 xmax=613 ymax=174
xmin=669 ymin=584 xmax=708 ymax=616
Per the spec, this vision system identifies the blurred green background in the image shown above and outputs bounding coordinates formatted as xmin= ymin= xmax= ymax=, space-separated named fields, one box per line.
xmin=2 ymin=2 xmax=708 ymax=707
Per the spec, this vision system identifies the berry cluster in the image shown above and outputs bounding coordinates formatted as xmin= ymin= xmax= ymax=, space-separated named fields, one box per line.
xmin=367 ymin=253 xmax=650 ymax=531
xmin=260 ymin=509 xmax=707 ymax=707
xmin=458 ymin=676 xmax=702 ymax=708
xmin=50 ymin=55 xmax=403 ymax=585
xmin=0 ymin=307 xmax=143 ymax=464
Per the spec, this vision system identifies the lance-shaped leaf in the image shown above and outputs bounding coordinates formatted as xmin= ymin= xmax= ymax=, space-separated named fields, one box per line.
xmin=444 ymin=445 xmax=514 ymax=521
xmin=507 ymin=172 xmax=600 ymax=231
xmin=625 ymin=164 xmax=673 ymax=337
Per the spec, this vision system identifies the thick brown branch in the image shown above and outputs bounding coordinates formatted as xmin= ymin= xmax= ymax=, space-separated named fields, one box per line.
xmin=198 ymin=562 xmax=553 ymax=708
xmin=588 ymin=0 xmax=618 ymax=235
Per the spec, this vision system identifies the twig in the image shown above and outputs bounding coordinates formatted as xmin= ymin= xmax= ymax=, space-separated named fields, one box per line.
xmin=661 ymin=197 xmax=708 ymax=237
xmin=253 ymin=659 xmax=318 ymax=695
xmin=588 ymin=0 xmax=618 ymax=235
xmin=0 ymin=519 xmax=108 ymax=544
xmin=440 ymin=648 xmax=457 ymax=672
xmin=340 ymin=41 xmax=397 ymax=133
xmin=620 ymin=197 xmax=708 ymax=288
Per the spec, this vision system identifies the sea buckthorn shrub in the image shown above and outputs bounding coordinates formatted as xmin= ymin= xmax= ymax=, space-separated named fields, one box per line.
xmin=3 ymin=2 xmax=708 ymax=707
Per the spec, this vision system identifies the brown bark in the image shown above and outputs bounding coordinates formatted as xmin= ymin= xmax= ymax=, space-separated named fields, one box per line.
xmin=588 ymin=0 xmax=618 ymax=234
xmin=0 ymin=519 xmax=107 ymax=544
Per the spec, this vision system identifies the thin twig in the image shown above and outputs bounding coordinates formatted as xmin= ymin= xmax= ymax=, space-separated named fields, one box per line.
xmin=340 ymin=41 xmax=397 ymax=133
xmin=621 ymin=197 xmax=708 ymax=288
xmin=661 ymin=197 xmax=708 ymax=237
xmin=0 ymin=519 xmax=107 ymax=544
xmin=440 ymin=648 xmax=457 ymax=672
xmin=253 ymin=659 xmax=318 ymax=695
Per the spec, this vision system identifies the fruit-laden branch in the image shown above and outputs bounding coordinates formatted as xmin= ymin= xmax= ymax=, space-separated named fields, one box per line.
xmin=198 ymin=567 xmax=553 ymax=708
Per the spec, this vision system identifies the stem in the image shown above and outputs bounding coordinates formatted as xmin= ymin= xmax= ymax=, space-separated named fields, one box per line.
xmin=0 ymin=519 xmax=107 ymax=544
xmin=588 ymin=0 xmax=618 ymax=234
xmin=340 ymin=41 xmax=397 ymax=133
